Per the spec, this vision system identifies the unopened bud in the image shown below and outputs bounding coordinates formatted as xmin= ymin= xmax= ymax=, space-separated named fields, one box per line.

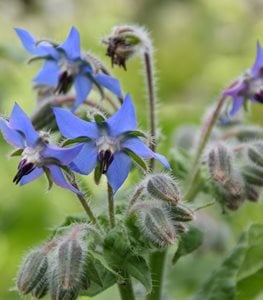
xmin=31 ymin=275 xmax=49 ymax=299
xmin=247 ymin=141 xmax=263 ymax=168
xmin=207 ymin=143 xmax=233 ymax=183
xmin=146 ymin=173 xmax=181 ymax=204
xmin=233 ymin=125 xmax=263 ymax=142
xmin=242 ymin=165 xmax=263 ymax=186
xmin=141 ymin=205 xmax=176 ymax=247
xmin=16 ymin=248 xmax=48 ymax=295
xmin=167 ymin=203 xmax=194 ymax=222
xmin=174 ymin=223 xmax=187 ymax=234
xmin=50 ymin=228 xmax=87 ymax=300
xmin=245 ymin=184 xmax=260 ymax=202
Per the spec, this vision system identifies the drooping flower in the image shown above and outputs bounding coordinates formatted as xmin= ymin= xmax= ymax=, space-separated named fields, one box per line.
xmin=223 ymin=42 xmax=263 ymax=117
xmin=53 ymin=94 xmax=170 ymax=193
xmin=15 ymin=27 xmax=122 ymax=110
xmin=0 ymin=103 xmax=83 ymax=193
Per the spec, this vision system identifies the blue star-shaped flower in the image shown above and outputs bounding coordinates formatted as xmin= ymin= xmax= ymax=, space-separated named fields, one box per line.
xmin=0 ymin=103 xmax=83 ymax=194
xmin=53 ymin=94 xmax=170 ymax=193
xmin=15 ymin=27 xmax=122 ymax=111
xmin=223 ymin=42 xmax=263 ymax=117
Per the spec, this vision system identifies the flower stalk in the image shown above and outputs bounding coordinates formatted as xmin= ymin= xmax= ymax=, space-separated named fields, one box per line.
xmin=107 ymin=182 xmax=115 ymax=228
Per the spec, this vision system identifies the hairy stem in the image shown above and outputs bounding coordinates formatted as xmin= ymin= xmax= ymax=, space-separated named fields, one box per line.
xmin=68 ymin=174 xmax=97 ymax=224
xmin=107 ymin=183 xmax=115 ymax=228
xmin=118 ymin=274 xmax=135 ymax=300
xmin=144 ymin=52 xmax=157 ymax=170
xmin=185 ymin=95 xmax=227 ymax=202
xmin=146 ymin=251 xmax=167 ymax=300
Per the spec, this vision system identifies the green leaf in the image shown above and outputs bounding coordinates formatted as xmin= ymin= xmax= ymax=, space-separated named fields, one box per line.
xmin=126 ymin=255 xmax=152 ymax=294
xmin=172 ymin=226 xmax=203 ymax=264
xmin=125 ymin=149 xmax=148 ymax=171
xmin=80 ymin=250 xmax=118 ymax=297
xmin=61 ymin=137 xmax=90 ymax=147
xmin=192 ymin=223 xmax=263 ymax=300
xmin=9 ymin=148 xmax=23 ymax=157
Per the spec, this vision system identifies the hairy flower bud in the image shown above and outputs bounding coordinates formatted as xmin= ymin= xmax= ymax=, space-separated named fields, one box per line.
xmin=31 ymin=275 xmax=49 ymax=299
xmin=145 ymin=173 xmax=181 ymax=204
xmin=207 ymin=143 xmax=233 ymax=183
xmin=50 ymin=227 xmax=87 ymax=300
xmin=245 ymin=184 xmax=260 ymax=202
xmin=167 ymin=203 xmax=194 ymax=222
xmin=136 ymin=202 xmax=176 ymax=247
xmin=16 ymin=248 xmax=48 ymax=295
xmin=242 ymin=165 xmax=263 ymax=186
xmin=247 ymin=141 xmax=263 ymax=167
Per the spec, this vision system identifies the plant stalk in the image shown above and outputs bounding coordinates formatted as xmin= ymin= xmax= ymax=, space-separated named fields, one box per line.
xmin=144 ymin=52 xmax=157 ymax=170
xmin=107 ymin=183 xmax=115 ymax=228
xmin=118 ymin=274 xmax=135 ymax=300
xmin=184 ymin=95 xmax=227 ymax=202
xmin=146 ymin=250 xmax=167 ymax=300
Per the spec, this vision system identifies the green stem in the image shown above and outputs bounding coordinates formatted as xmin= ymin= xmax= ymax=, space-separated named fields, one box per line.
xmin=118 ymin=274 xmax=135 ymax=300
xmin=144 ymin=52 xmax=157 ymax=170
xmin=107 ymin=183 xmax=115 ymax=228
xmin=146 ymin=251 xmax=167 ymax=300
xmin=184 ymin=95 xmax=227 ymax=202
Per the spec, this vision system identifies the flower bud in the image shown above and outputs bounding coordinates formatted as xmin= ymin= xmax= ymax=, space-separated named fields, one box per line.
xmin=242 ymin=165 xmax=263 ymax=186
xmin=167 ymin=203 xmax=194 ymax=222
xmin=146 ymin=173 xmax=181 ymax=204
xmin=16 ymin=248 xmax=48 ymax=295
xmin=245 ymin=184 xmax=260 ymax=202
xmin=31 ymin=275 xmax=49 ymax=299
xmin=247 ymin=141 xmax=263 ymax=168
xmin=50 ymin=228 xmax=87 ymax=300
xmin=138 ymin=203 xmax=176 ymax=247
xmin=207 ymin=143 xmax=233 ymax=183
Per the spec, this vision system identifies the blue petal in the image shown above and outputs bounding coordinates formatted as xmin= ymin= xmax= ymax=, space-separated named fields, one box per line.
xmin=53 ymin=107 xmax=100 ymax=139
xmin=41 ymin=143 xmax=83 ymax=165
xmin=48 ymin=165 xmax=82 ymax=194
xmin=251 ymin=41 xmax=263 ymax=76
xmin=15 ymin=28 xmax=58 ymax=58
xmin=229 ymin=96 xmax=244 ymax=117
xmin=106 ymin=151 xmax=132 ymax=193
xmin=122 ymin=137 xmax=171 ymax=169
xmin=33 ymin=60 xmax=60 ymax=86
xmin=95 ymin=74 xmax=122 ymax=98
xmin=106 ymin=94 xmax=137 ymax=136
xmin=69 ymin=142 xmax=98 ymax=175
xmin=59 ymin=27 xmax=81 ymax=60
xmin=9 ymin=103 xmax=39 ymax=147
xmin=0 ymin=119 xmax=25 ymax=148
xmin=73 ymin=75 xmax=93 ymax=111
xmin=20 ymin=167 xmax=44 ymax=185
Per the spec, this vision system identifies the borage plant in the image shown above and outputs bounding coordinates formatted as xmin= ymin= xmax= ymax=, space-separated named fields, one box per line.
xmin=1 ymin=25 xmax=263 ymax=300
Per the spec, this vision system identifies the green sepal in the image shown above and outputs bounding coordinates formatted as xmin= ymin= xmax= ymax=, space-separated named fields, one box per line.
xmin=94 ymin=163 xmax=102 ymax=185
xmin=27 ymin=56 xmax=47 ymax=64
xmin=94 ymin=113 xmax=106 ymax=123
xmin=61 ymin=137 xmax=90 ymax=147
xmin=43 ymin=167 xmax=53 ymax=191
xmin=125 ymin=149 xmax=148 ymax=171
xmin=9 ymin=148 xmax=23 ymax=157
xmin=172 ymin=226 xmax=203 ymax=264
xmin=125 ymin=130 xmax=147 ymax=139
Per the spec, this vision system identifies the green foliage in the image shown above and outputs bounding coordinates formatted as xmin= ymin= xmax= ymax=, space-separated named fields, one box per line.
xmin=192 ymin=224 xmax=263 ymax=300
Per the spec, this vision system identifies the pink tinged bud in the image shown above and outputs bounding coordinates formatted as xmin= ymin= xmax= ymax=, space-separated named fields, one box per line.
xmin=16 ymin=248 xmax=48 ymax=295
xmin=50 ymin=237 xmax=87 ymax=300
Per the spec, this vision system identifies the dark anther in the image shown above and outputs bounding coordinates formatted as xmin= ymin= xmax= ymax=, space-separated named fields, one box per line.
xmin=254 ymin=90 xmax=263 ymax=103
xmin=55 ymin=71 xmax=73 ymax=94
xmin=13 ymin=159 xmax=35 ymax=184
xmin=98 ymin=149 xmax=114 ymax=174
xmin=106 ymin=37 xmax=128 ymax=70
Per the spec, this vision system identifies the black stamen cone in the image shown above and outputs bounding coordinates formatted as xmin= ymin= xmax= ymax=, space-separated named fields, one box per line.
xmin=55 ymin=71 xmax=73 ymax=94
xmin=98 ymin=150 xmax=114 ymax=174
xmin=13 ymin=160 xmax=35 ymax=184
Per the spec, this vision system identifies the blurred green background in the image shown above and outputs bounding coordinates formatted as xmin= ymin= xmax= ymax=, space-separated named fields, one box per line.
xmin=0 ymin=0 xmax=263 ymax=299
